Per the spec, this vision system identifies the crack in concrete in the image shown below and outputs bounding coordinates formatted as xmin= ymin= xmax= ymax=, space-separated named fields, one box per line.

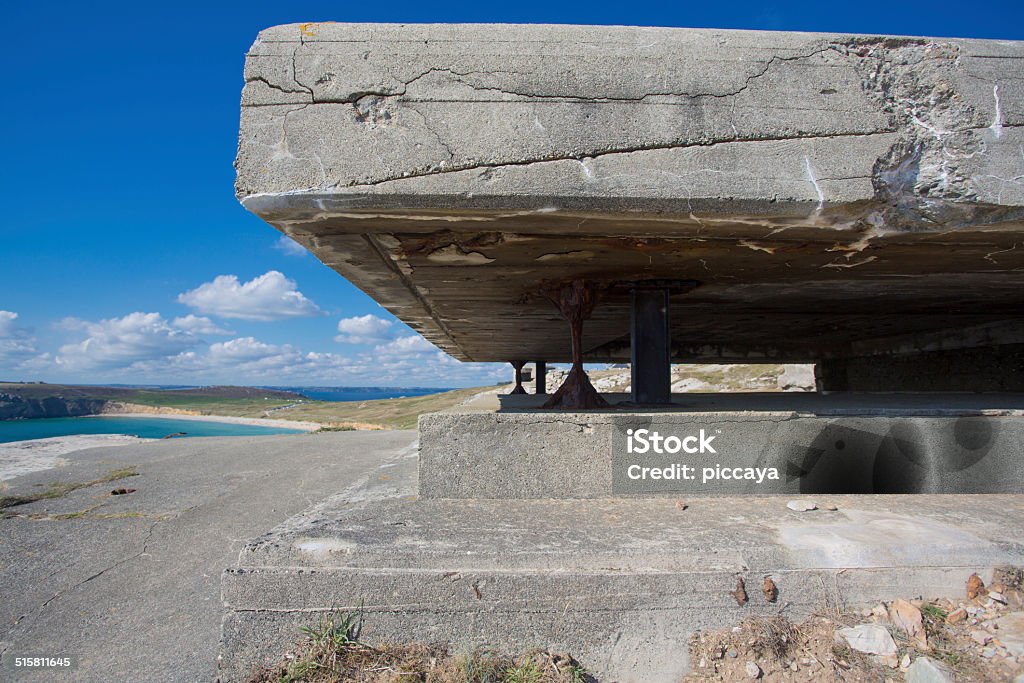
xmin=253 ymin=42 xmax=835 ymax=106
xmin=2 ymin=518 xmax=161 ymax=659
xmin=339 ymin=129 xmax=893 ymax=189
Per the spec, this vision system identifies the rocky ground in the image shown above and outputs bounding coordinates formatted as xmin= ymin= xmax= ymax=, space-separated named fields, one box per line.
xmin=540 ymin=364 xmax=816 ymax=395
xmin=684 ymin=568 xmax=1024 ymax=682
xmin=240 ymin=567 xmax=1024 ymax=682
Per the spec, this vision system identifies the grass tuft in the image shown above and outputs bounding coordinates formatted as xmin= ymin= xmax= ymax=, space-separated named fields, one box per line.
xmin=0 ymin=467 xmax=139 ymax=510
xmin=247 ymin=612 xmax=591 ymax=683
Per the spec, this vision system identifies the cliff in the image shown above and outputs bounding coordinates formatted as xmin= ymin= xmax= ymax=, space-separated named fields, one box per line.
xmin=0 ymin=393 xmax=108 ymax=420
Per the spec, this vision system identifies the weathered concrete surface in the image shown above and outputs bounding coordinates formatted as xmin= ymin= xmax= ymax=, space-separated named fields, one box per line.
xmin=237 ymin=24 xmax=1024 ymax=364
xmin=220 ymin=484 xmax=1024 ymax=682
xmin=0 ymin=430 xmax=417 ymax=682
xmin=419 ymin=395 xmax=1024 ymax=498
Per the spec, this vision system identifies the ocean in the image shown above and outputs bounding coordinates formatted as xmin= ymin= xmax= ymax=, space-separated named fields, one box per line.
xmin=277 ymin=386 xmax=451 ymax=402
xmin=0 ymin=416 xmax=305 ymax=444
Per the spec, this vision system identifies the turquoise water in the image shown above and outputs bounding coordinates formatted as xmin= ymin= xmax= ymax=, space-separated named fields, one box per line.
xmin=0 ymin=416 xmax=306 ymax=444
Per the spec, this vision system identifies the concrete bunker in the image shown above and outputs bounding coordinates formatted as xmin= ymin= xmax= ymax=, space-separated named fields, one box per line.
xmin=225 ymin=23 xmax=1024 ymax=682
xmin=238 ymin=23 xmax=1024 ymax=404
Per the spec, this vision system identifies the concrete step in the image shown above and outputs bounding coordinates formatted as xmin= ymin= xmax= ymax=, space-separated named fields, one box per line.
xmin=219 ymin=494 xmax=1024 ymax=682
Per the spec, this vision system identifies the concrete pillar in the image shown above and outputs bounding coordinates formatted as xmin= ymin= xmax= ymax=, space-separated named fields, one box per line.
xmin=630 ymin=288 xmax=672 ymax=404
xmin=534 ymin=361 xmax=547 ymax=394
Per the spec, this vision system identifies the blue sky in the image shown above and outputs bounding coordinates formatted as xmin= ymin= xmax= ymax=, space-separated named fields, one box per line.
xmin=2 ymin=1 xmax=1022 ymax=387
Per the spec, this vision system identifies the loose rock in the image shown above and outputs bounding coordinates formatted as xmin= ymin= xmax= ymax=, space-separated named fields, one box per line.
xmin=745 ymin=661 xmax=761 ymax=678
xmin=731 ymin=577 xmax=749 ymax=606
xmin=890 ymin=598 xmax=928 ymax=649
xmin=968 ymin=573 xmax=986 ymax=599
xmin=905 ymin=656 xmax=953 ymax=683
xmin=945 ymin=607 xmax=967 ymax=625
xmin=786 ymin=499 xmax=817 ymax=511
xmin=838 ymin=623 xmax=898 ymax=656
xmin=994 ymin=612 xmax=1024 ymax=657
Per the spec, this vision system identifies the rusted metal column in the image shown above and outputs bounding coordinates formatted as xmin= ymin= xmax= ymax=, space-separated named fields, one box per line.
xmin=541 ymin=280 xmax=610 ymax=409
xmin=631 ymin=287 xmax=672 ymax=404
xmin=509 ymin=360 xmax=527 ymax=394
xmin=534 ymin=361 xmax=547 ymax=394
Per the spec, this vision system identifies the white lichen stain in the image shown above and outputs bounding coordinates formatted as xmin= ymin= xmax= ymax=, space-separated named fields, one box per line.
xmin=737 ymin=240 xmax=776 ymax=254
xmin=826 ymin=225 xmax=885 ymax=258
xmin=821 ymin=256 xmax=878 ymax=269
xmin=578 ymin=159 xmax=595 ymax=180
xmin=991 ymin=84 xmax=1004 ymax=140
xmin=535 ymin=250 xmax=597 ymax=262
xmin=803 ymin=155 xmax=825 ymax=213
xmin=984 ymin=243 xmax=1018 ymax=264
xmin=426 ymin=244 xmax=496 ymax=265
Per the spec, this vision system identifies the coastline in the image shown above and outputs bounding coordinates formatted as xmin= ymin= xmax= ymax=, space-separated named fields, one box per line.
xmin=0 ymin=434 xmax=147 ymax=481
xmin=0 ymin=414 xmax=321 ymax=480
xmin=87 ymin=412 xmax=322 ymax=432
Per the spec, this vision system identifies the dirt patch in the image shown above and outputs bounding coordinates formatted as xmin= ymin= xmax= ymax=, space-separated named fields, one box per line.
xmin=684 ymin=571 xmax=1024 ymax=681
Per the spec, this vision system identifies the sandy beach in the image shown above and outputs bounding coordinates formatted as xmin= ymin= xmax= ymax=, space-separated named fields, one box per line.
xmin=90 ymin=412 xmax=322 ymax=432
xmin=0 ymin=414 xmax=321 ymax=481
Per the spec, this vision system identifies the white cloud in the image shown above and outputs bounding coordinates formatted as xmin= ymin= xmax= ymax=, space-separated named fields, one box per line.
xmin=0 ymin=311 xmax=18 ymax=337
xmin=8 ymin=306 xmax=507 ymax=387
xmin=177 ymin=271 xmax=321 ymax=321
xmin=0 ymin=311 xmax=46 ymax=369
xmin=172 ymin=314 xmax=234 ymax=336
xmin=335 ymin=314 xmax=396 ymax=344
xmin=375 ymin=334 xmax=436 ymax=355
xmin=273 ymin=235 xmax=309 ymax=257
xmin=56 ymin=312 xmax=200 ymax=371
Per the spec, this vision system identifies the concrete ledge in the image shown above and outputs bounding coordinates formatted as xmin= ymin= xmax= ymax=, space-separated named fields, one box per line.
xmin=420 ymin=397 xmax=1024 ymax=498
xmin=219 ymin=494 xmax=1024 ymax=682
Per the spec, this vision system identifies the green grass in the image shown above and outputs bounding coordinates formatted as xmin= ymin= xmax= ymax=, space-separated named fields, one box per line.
xmin=110 ymin=387 xmax=486 ymax=430
xmin=273 ymin=387 xmax=485 ymax=430
xmin=249 ymin=612 xmax=590 ymax=683
xmin=0 ymin=467 xmax=139 ymax=510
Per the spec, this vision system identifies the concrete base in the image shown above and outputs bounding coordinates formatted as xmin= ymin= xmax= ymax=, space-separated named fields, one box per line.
xmin=420 ymin=394 xmax=1024 ymax=498
xmin=220 ymin=398 xmax=1024 ymax=681
xmin=220 ymin=489 xmax=1024 ymax=683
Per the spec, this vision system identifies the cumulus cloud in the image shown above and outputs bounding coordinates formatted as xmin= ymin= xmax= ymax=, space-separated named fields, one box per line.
xmin=172 ymin=314 xmax=234 ymax=336
xmin=132 ymin=336 xmax=356 ymax=381
xmin=0 ymin=311 xmax=18 ymax=337
xmin=375 ymin=334 xmax=436 ymax=355
xmin=335 ymin=314 xmax=397 ymax=344
xmin=177 ymin=271 xmax=321 ymax=321
xmin=8 ymin=306 xmax=506 ymax=387
xmin=56 ymin=312 xmax=200 ymax=371
xmin=0 ymin=311 xmax=46 ymax=369
xmin=273 ymin=235 xmax=309 ymax=257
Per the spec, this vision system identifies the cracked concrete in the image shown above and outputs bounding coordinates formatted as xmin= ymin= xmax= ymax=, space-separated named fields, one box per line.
xmin=0 ymin=430 xmax=416 ymax=682
xmin=236 ymin=24 xmax=1024 ymax=368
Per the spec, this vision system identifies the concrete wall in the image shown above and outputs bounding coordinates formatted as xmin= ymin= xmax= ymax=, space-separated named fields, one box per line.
xmin=419 ymin=410 xmax=1024 ymax=498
